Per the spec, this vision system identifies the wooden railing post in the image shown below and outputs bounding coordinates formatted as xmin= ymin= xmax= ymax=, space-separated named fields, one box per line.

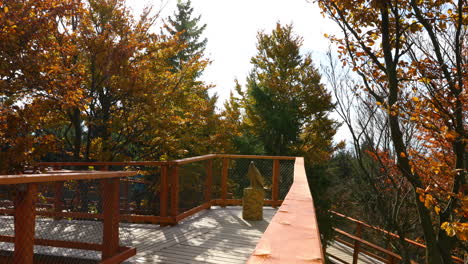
xmin=221 ymin=158 xmax=229 ymax=207
xmin=170 ymin=165 xmax=179 ymax=225
xmin=352 ymin=223 xmax=363 ymax=264
xmin=160 ymin=165 xmax=169 ymax=224
xmin=53 ymin=165 xmax=63 ymax=220
xmin=272 ymin=159 xmax=280 ymax=208
xmin=14 ymin=183 xmax=38 ymax=264
xmin=54 ymin=182 xmax=63 ymax=220
xmin=101 ymin=178 xmax=120 ymax=261
xmin=204 ymin=159 xmax=213 ymax=207
xmin=122 ymin=179 xmax=129 ymax=214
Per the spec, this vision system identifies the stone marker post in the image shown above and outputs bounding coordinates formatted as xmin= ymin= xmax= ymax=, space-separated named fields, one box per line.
xmin=242 ymin=162 xmax=265 ymax=221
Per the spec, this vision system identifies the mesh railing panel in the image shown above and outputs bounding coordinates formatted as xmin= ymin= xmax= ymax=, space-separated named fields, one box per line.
xmin=228 ymin=159 xmax=273 ymax=200
xmin=178 ymin=161 xmax=208 ymax=212
xmin=279 ymin=159 xmax=295 ymax=200
xmin=0 ymin=176 xmax=135 ymax=263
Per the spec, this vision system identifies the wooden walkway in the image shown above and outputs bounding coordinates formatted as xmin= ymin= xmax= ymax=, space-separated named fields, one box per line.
xmin=0 ymin=207 xmax=276 ymax=263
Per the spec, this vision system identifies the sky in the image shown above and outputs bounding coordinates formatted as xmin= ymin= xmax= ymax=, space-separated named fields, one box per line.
xmin=129 ymin=0 xmax=349 ymax=142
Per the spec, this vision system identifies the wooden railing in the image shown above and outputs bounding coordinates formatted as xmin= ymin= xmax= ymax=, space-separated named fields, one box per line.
xmin=0 ymin=171 xmax=137 ymax=264
xmin=247 ymin=157 xmax=325 ymax=263
xmin=1 ymin=154 xmax=325 ymax=263
xmin=328 ymin=211 xmax=464 ymax=264
xmin=37 ymin=154 xmax=296 ymax=226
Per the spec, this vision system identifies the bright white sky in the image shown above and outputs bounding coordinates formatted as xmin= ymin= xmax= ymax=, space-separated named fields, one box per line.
xmin=129 ymin=0 xmax=349 ymax=142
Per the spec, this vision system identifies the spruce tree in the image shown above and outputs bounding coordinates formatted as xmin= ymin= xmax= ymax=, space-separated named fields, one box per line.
xmin=167 ymin=0 xmax=207 ymax=75
xmin=240 ymin=23 xmax=337 ymax=159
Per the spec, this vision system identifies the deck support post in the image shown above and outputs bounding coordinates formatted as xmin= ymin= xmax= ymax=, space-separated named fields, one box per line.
xmin=102 ymin=178 xmax=120 ymax=261
xmin=352 ymin=223 xmax=363 ymax=264
xmin=272 ymin=159 xmax=280 ymax=208
xmin=14 ymin=183 xmax=37 ymax=264
xmin=54 ymin=181 xmax=63 ymax=220
xmin=170 ymin=165 xmax=179 ymax=225
xmin=221 ymin=158 xmax=228 ymax=207
xmin=160 ymin=165 xmax=169 ymax=225
xmin=204 ymin=159 xmax=213 ymax=208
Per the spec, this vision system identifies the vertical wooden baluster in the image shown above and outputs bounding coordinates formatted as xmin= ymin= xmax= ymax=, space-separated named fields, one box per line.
xmin=123 ymin=179 xmax=129 ymax=214
xmin=54 ymin=182 xmax=63 ymax=220
xmin=272 ymin=159 xmax=280 ymax=208
xmin=352 ymin=223 xmax=363 ymax=264
xmin=14 ymin=183 xmax=37 ymax=264
xmin=221 ymin=158 xmax=229 ymax=207
xmin=101 ymin=178 xmax=120 ymax=261
xmin=170 ymin=165 xmax=179 ymax=225
xmin=160 ymin=165 xmax=169 ymax=225
xmin=53 ymin=165 xmax=62 ymax=220
xmin=204 ymin=159 xmax=213 ymax=208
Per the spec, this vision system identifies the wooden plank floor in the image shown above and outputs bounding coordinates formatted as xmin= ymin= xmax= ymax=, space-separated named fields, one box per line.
xmin=0 ymin=207 xmax=276 ymax=264
xmin=122 ymin=207 xmax=276 ymax=263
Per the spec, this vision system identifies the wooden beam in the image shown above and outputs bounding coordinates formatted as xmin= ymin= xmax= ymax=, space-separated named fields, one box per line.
xmin=333 ymin=228 xmax=401 ymax=260
xmin=217 ymin=154 xmax=295 ymax=160
xmin=100 ymin=247 xmax=137 ymax=264
xmin=204 ymin=159 xmax=213 ymax=206
xmin=272 ymin=159 xmax=280 ymax=208
xmin=14 ymin=183 xmax=37 ymax=264
xmin=170 ymin=166 xmax=179 ymax=225
xmin=247 ymin=158 xmax=324 ymax=264
xmin=54 ymin=182 xmax=63 ymax=220
xmin=0 ymin=235 xmax=103 ymax=251
xmin=352 ymin=223 xmax=363 ymax=264
xmin=0 ymin=171 xmax=136 ymax=185
xmin=160 ymin=165 xmax=168 ymax=220
xmin=176 ymin=202 xmax=211 ymax=222
xmin=221 ymin=158 xmax=229 ymax=207
xmin=101 ymin=178 xmax=120 ymax=261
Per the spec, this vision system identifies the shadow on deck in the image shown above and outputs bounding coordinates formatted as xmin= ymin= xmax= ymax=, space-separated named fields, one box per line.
xmin=0 ymin=207 xmax=275 ymax=264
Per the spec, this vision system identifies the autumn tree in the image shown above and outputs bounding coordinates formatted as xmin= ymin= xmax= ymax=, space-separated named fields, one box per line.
xmin=0 ymin=0 xmax=84 ymax=173
xmin=315 ymin=0 xmax=467 ymax=262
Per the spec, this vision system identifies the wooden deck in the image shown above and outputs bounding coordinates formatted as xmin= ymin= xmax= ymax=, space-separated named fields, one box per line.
xmin=0 ymin=207 xmax=276 ymax=264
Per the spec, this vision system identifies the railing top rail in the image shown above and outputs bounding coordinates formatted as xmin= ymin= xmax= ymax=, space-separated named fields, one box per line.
xmin=0 ymin=171 xmax=136 ymax=185
xmin=330 ymin=210 xmax=427 ymax=248
xmin=247 ymin=157 xmax=324 ymax=263
xmin=172 ymin=154 xmax=218 ymax=165
xmin=38 ymin=161 xmax=174 ymax=166
xmin=37 ymin=154 xmax=296 ymax=167
xmin=217 ymin=154 xmax=296 ymax=160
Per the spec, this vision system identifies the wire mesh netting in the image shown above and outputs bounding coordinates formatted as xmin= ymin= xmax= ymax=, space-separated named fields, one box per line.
xmin=0 ymin=175 xmax=135 ymax=263
xmin=178 ymin=161 xmax=208 ymax=212
xmin=226 ymin=158 xmax=295 ymax=201
xmin=278 ymin=159 xmax=295 ymax=200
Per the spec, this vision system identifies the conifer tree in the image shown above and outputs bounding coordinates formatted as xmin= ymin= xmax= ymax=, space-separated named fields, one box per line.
xmin=166 ymin=0 xmax=207 ymax=75
xmin=238 ymin=23 xmax=338 ymax=160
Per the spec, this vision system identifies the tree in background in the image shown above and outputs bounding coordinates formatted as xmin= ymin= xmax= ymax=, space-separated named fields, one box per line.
xmin=0 ymin=0 xmax=85 ymax=173
xmin=227 ymin=23 xmax=338 ymax=159
xmin=166 ymin=0 xmax=207 ymax=77
xmin=224 ymin=23 xmax=340 ymax=246
xmin=315 ymin=0 xmax=467 ymax=262
xmin=1 ymin=0 xmax=229 ymax=174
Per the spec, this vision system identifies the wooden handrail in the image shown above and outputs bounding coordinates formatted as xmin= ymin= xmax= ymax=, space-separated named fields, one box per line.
xmin=331 ymin=211 xmax=465 ymax=263
xmin=38 ymin=161 xmax=173 ymax=166
xmin=0 ymin=171 xmax=136 ymax=185
xmin=217 ymin=154 xmax=295 ymax=160
xmin=334 ymin=228 xmax=402 ymax=260
xmin=37 ymin=154 xmax=296 ymax=168
xmin=247 ymin=157 xmax=324 ymax=263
